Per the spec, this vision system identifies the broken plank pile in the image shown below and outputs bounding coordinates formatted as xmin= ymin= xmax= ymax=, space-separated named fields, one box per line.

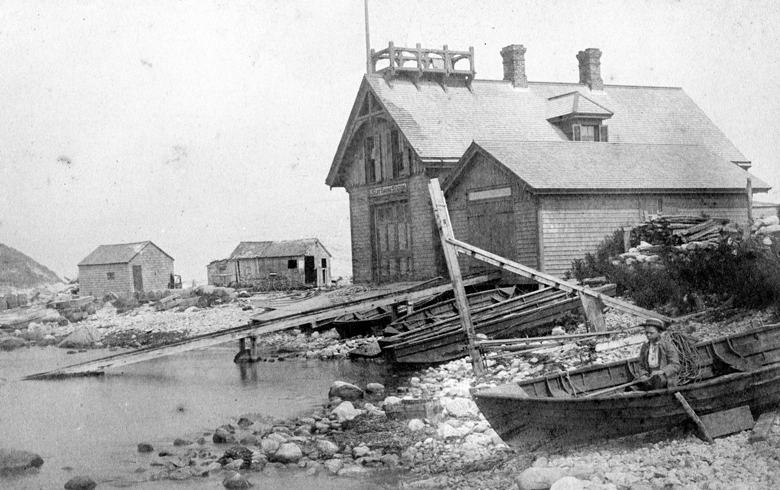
xmin=378 ymin=284 xmax=616 ymax=365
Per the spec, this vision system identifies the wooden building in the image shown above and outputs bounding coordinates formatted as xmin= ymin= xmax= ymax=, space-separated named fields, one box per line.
xmin=326 ymin=43 xmax=770 ymax=283
xmin=206 ymin=259 xmax=234 ymax=287
xmin=227 ymin=239 xmax=332 ymax=288
xmin=78 ymin=241 xmax=174 ymax=298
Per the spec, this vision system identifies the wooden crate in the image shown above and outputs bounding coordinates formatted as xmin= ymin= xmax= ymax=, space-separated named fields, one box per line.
xmin=385 ymin=399 xmax=443 ymax=422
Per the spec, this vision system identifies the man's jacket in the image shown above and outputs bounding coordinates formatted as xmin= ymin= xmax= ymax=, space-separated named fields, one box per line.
xmin=638 ymin=332 xmax=681 ymax=387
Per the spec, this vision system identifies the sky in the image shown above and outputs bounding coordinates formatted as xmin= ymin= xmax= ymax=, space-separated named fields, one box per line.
xmin=1 ymin=0 xmax=779 ymax=285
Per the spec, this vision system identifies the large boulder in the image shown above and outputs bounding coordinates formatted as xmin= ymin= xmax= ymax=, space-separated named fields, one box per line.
xmin=222 ymin=471 xmax=251 ymax=489
xmin=0 ymin=449 xmax=44 ymax=473
xmin=443 ymin=397 xmax=479 ymax=417
xmin=328 ymin=381 xmax=364 ymax=401
xmin=0 ymin=336 xmax=28 ymax=351
xmin=64 ymin=476 xmax=97 ymax=490
xmin=272 ymin=442 xmax=302 ymax=464
xmin=315 ymin=440 xmax=339 ymax=457
xmin=58 ymin=326 xmax=102 ymax=349
xmin=26 ymin=322 xmax=55 ymax=341
xmin=516 ymin=467 xmax=593 ymax=490
xmin=331 ymin=401 xmax=361 ymax=422
xmin=516 ymin=467 xmax=571 ymax=490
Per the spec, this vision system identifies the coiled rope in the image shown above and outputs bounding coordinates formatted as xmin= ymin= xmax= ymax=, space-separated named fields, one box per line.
xmin=666 ymin=330 xmax=703 ymax=385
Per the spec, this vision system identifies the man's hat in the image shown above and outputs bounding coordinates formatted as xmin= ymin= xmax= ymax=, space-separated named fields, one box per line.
xmin=641 ymin=318 xmax=668 ymax=330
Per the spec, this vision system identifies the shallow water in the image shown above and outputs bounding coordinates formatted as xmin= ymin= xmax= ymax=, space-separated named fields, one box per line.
xmin=0 ymin=345 xmax=409 ymax=489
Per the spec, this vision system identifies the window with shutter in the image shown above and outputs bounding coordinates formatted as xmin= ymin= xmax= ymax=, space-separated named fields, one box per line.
xmin=572 ymin=124 xmax=582 ymax=141
xmin=600 ymin=125 xmax=609 ymax=142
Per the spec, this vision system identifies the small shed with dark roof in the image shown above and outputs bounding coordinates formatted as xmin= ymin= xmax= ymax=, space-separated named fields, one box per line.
xmin=225 ymin=239 xmax=332 ymax=288
xmin=325 ymin=42 xmax=771 ymax=284
xmin=78 ymin=241 xmax=174 ymax=298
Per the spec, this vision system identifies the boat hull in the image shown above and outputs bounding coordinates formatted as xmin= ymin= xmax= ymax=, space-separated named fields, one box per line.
xmin=473 ymin=323 xmax=780 ymax=450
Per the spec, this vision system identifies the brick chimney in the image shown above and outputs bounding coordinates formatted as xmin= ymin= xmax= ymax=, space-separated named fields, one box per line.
xmin=576 ymin=48 xmax=603 ymax=90
xmin=500 ymin=44 xmax=528 ymax=88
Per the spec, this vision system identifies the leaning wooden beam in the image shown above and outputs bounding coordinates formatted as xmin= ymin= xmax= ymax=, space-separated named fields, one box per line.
xmin=429 ymin=178 xmax=485 ymax=375
xmin=23 ymin=273 xmax=498 ymax=380
xmin=449 ymin=237 xmax=671 ymax=323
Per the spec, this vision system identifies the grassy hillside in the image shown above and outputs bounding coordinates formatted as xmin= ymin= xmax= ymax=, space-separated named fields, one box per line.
xmin=0 ymin=243 xmax=62 ymax=289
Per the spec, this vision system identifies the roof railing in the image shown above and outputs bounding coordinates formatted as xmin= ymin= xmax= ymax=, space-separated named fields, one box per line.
xmin=370 ymin=42 xmax=475 ymax=88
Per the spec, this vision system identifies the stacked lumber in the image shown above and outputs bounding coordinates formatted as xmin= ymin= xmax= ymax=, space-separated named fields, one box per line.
xmin=49 ymin=296 xmax=97 ymax=322
xmin=615 ymin=216 xmax=743 ymax=266
xmin=0 ymin=304 xmax=63 ymax=330
xmin=155 ymin=286 xmax=234 ymax=312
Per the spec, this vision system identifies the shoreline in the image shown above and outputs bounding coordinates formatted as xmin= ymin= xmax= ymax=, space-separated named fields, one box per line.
xmin=3 ymin=296 xmax=780 ymax=489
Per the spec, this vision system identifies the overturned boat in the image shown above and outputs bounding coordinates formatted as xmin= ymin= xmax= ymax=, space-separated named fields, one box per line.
xmin=379 ymin=284 xmax=616 ymax=364
xmin=472 ymin=322 xmax=780 ymax=451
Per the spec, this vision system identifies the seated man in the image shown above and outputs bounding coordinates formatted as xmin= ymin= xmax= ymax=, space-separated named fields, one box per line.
xmin=637 ymin=319 xmax=681 ymax=390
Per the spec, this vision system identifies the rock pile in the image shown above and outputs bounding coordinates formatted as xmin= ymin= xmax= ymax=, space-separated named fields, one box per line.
xmin=752 ymin=215 xmax=780 ymax=245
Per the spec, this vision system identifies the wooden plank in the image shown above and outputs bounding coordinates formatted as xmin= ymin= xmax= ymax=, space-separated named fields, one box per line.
xmin=595 ymin=334 xmax=647 ymax=352
xmin=23 ymin=273 xmax=497 ymax=379
xmin=429 ymin=179 xmax=484 ymax=375
xmin=749 ymin=410 xmax=778 ymax=443
xmin=700 ymin=405 xmax=754 ymax=439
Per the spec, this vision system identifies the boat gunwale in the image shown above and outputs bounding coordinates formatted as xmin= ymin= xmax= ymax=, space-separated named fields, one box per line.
xmin=473 ymin=322 xmax=780 ymax=403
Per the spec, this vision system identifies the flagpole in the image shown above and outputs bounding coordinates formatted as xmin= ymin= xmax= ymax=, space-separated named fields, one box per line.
xmin=364 ymin=0 xmax=371 ymax=74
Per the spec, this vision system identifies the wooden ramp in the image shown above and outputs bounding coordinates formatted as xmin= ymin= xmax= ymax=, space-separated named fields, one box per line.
xmin=22 ymin=273 xmax=497 ymax=380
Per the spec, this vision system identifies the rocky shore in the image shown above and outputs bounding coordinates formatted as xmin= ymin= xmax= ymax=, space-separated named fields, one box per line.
xmin=3 ymin=292 xmax=780 ymax=489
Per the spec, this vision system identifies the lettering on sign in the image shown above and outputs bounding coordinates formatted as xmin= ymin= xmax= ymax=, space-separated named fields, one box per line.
xmin=468 ymin=187 xmax=512 ymax=201
xmin=369 ymin=183 xmax=408 ymax=198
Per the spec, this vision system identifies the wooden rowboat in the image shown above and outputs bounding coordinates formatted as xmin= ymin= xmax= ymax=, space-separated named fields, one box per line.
xmin=332 ymin=292 xmax=447 ymax=339
xmin=333 ymin=306 xmax=395 ymax=338
xmin=472 ymin=323 xmax=780 ymax=451
xmin=380 ymin=284 xmax=616 ymax=364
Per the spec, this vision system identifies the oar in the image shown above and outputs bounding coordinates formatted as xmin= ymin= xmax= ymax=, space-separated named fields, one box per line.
xmin=583 ymin=379 xmax=644 ymax=398
xmin=674 ymin=392 xmax=714 ymax=444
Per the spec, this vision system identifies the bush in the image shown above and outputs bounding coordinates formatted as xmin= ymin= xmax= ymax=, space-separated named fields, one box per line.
xmin=569 ymin=231 xmax=780 ymax=314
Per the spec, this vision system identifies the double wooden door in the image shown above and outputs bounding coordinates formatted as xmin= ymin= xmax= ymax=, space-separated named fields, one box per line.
xmin=372 ymin=200 xmax=413 ymax=282
xmin=467 ymin=199 xmax=515 ymax=272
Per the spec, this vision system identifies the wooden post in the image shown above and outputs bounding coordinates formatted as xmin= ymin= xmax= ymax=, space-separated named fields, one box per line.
xmin=249 ymin=336 xmax=258 ymax=361
xmin=622 ymin=227 xmax=631 ymax=253
xmin=747 ymin=177 xmax=753 ymax=226
xmin=674 ymin=392 xmax=714 ymax=444
xmin=428 ymin=178 xmax=484 ymax=376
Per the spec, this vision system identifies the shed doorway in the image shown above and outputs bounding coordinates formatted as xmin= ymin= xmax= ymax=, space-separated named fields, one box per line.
xmin=132 ymin=265 xmax=144 ymax=293
xmin=467 ymin=198 xmax=515 ymax=272
xmin=304 ymin=256 xmax=316 ymax=284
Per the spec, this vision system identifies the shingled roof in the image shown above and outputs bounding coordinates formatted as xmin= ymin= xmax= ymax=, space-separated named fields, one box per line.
xmin=229 ymin=239 xmax=331 ymax=260
xmin=78 ymin=241 xmax=172 ymax=266
xmin=327 ymin=75 xmax=752 ymax=187
xmin=445 ymin=140 xmax=770 ymax=194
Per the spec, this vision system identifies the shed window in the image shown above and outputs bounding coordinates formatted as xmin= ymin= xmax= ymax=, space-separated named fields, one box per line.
xmin=288 ymin=259 xmax=298 ymax=269
xmin=321 ymin=258 xmax=327 ymax=268
xmin=107 ymin=272 xmax=115 ymax=280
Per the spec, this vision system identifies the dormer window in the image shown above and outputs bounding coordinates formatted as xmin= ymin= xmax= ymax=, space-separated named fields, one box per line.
xmin=573 ymin=124 xmax=608 ymax=142
xmin=547 ymin=91 xmax=613 ymax=143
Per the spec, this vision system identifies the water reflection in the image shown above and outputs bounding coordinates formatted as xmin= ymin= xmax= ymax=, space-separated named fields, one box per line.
xmin=1 ymin=345 xmax=412 ymax=490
